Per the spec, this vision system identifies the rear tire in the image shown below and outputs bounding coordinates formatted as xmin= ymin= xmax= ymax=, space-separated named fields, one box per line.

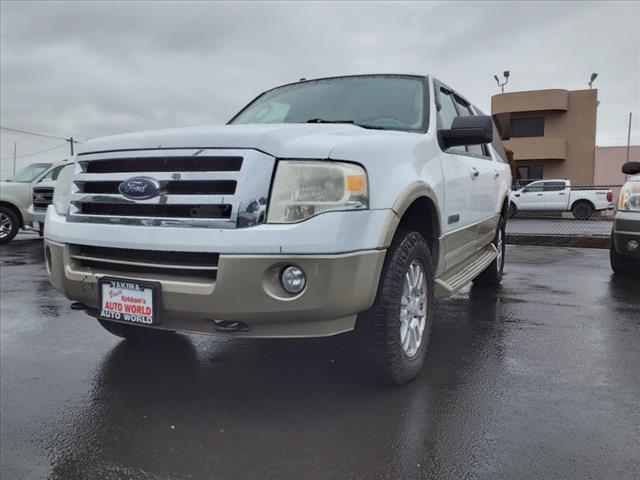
xmin=349 ymin=229 xmax=435 ymax=384
xmin=610 ymin=234 xmax=639 ymax=276
xmin=0 ymin=206 xmax=19 ymax=244
xmin=98 ymin=320 xmax=175 ymax=341
xmin=571 ymin=200 xmax=594 ymax=220
xmin=473 ymin=216 xmax=506 ymax=286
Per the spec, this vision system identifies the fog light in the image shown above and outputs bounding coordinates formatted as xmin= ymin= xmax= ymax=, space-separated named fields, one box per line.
xmin=281 ymin=266 xmax=306 ymax=294
xmin=627 ymin=240 xmax=638 ymax=251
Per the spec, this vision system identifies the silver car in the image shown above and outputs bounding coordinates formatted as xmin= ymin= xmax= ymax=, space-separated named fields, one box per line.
xmin=610 ymin=161 xmax=640 ymax=275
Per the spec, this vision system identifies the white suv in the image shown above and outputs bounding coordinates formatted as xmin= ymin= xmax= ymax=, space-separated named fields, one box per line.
xmin=45 ymin=74 xmax=511 ymax=383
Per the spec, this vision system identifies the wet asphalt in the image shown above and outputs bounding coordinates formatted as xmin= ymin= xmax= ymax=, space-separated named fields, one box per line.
xmin=1 ymin=236 xmax=639 ymax=480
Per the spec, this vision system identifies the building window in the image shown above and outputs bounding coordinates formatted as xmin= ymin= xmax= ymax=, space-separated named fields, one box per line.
xmin=516 ymin=164 xmax=544 ymax=185
xmin=511 ymin=117 xmax=545 ymax=138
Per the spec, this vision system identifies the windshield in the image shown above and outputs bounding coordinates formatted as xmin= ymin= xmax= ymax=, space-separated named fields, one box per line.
xmin=230 ymin=75 xmax=427 ymax=132
xmin=6 ymin=163 xmax=51 ymax=183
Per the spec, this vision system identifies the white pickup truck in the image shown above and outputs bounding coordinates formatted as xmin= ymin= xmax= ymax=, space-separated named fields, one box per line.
xmin=45 ymin=74 xmax=512 ymax=383
xmin=0 ymin=161 xmax=69 ymax=243
xmin=509 ymin=179 xmax=613 ymax=219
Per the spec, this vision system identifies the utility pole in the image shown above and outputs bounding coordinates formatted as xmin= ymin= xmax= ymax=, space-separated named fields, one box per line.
xmin=626 ymin=112 xmax=632 ymax=164
xmin=68 ymin=137 xmax=74 ymax=156
xmin=12 ymin=142 xmax=17 ymax=175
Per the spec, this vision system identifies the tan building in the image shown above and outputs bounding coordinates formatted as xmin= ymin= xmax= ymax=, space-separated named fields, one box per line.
xmin=594 ymin=145 xmax=640 ymax=185
xmin=492 ymin=88 xmax=598 ymax=186
xmin=594 ymin=145 xmax=640 ymax=206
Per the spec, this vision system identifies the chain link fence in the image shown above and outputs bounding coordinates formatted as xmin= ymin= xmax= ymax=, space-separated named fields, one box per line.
xmin=504 ymin=183 xmax=621 ymax=242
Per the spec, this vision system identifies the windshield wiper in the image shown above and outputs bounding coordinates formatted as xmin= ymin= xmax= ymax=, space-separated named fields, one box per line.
xmin=305 ymin=119 xmax=391 ymax=130
xmin=306 ymin=119 xmax=355 ymax=124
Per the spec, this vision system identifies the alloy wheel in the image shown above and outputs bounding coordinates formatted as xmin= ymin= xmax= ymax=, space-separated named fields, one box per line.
xmin=0 ymin=213 xmax=12 ymax=240
xmin=399 ymin=260 xmax=428 ymax=358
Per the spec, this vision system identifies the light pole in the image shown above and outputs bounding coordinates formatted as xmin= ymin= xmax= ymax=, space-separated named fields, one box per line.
xmin=494 ymin=71 xmax=510 ymax=93
xmin=588 ymin=72 xmax=598 ymax=89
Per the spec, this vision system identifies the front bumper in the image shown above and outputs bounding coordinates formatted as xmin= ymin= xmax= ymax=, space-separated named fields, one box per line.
xmin=45 ymin=240 xmax=386 ymax=338
xmin=27 ymin=205 xmax=47 ymax=224
xmin=612 ymin=210 xmax=640 ymax=259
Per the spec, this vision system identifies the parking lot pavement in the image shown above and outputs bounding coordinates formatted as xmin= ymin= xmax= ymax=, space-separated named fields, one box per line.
xmin=1 ymin=239 xmax=638 ymax=480
xmin=506 ymin=218 xmax=613 ymax=237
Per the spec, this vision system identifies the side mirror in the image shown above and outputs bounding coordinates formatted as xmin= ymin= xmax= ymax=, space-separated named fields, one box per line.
xmin=622 ymin=161 xmax=640 ymax=175
xmin=440 ymin=115 xmax=493 ymax=149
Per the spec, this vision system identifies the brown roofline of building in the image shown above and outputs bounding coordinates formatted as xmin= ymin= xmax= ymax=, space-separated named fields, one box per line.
xmin=491 ymin=88 xmax=598 ymax=99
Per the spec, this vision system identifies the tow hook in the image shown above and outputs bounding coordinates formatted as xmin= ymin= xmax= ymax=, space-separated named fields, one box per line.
xmin=212 ymin=320 xmax=251 ymax=333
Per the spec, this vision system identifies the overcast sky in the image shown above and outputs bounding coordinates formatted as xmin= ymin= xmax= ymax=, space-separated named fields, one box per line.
xmin=1 ymin=0 xmax=638 ymax=178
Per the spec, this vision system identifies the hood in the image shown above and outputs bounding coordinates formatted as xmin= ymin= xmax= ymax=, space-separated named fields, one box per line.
xmin=0 ymin=181 xmax=30 ymax=202
xmin=79 ymin=124 xmax=411 ymax=160
xmin=0 ymin=181 xmax=29 ymax=193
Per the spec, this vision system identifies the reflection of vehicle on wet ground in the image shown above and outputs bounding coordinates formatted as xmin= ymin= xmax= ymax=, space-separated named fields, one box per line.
xmin=237 ymin=197 xmax=267 ymax=227
xmin=509 ymin=179 xmax=613 ymax=220
xmin=610 ymin=161 xmax=640 ymax=275
xmin=0 ymin=160 xmax=69 ymax=244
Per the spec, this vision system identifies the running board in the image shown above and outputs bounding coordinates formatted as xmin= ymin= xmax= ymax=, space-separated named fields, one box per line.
xmin=434 ymin=244 xmax=498 ymax=297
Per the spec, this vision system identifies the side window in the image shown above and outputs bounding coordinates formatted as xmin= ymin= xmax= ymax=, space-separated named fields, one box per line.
xmin=524 ymin=182 xmax=544 ymax=193
xmin=543 ymin=181 xmax=566 ymax=192
xmin=437 ymin=89 xmax=466 ymax=154
xmin=41 ymin=165 xmax=66 ymax=182
xmin=491 ymin=121 xmax=509 ymax=163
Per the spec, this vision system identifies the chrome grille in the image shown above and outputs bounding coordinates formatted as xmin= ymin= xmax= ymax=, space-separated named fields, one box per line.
xmin=32 ymin=187 xmax=54 ymax=210
xmin=68 ymin=149 xmax=276 ymax=228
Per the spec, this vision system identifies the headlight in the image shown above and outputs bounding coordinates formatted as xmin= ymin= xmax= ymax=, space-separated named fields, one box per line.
xmin=268 ymin=160 xmax=368 ymax=223
xmin=618 ymin=181 xmax=640 ymax=212
xmin=53 ymin=164 xmax=75 ymax=215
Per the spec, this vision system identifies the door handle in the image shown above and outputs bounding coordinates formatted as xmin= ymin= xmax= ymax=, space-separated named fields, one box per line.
xmin=536 ymin=193 xmax=543 ymax=196
xmin=558 ymin=192 xmax=565 ymax=195
xmin=494 ymin=169 xmax=500 ymax=179
xmin=470 ymin=167 xmax=479 ymax=180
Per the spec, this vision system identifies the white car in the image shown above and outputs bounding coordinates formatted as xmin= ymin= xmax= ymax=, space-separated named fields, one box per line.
xmin=45 ymin=74 xmax=512 ymax=383
xmin=0 ymin=161 xmax=69 ymax=243
xmin=509 ymin=179 xmax=613 ymax=219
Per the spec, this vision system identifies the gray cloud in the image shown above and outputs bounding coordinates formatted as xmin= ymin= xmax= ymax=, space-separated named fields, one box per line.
xmin=1 ymin=0 xmax=638 ymax=177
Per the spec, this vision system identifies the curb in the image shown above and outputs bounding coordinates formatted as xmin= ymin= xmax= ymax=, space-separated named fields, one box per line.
xmin=506 ymin=235 xmax=609 ymax=249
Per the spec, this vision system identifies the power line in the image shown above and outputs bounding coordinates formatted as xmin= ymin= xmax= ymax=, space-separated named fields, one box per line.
xmin=0 ymin=126 xmax=82 ymax=143
xmin=0 ymin=142 xmax=68 ymax=161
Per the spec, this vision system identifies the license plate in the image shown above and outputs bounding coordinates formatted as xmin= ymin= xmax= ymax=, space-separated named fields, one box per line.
xmin=99 ymin=278 xmax=159 ymax=325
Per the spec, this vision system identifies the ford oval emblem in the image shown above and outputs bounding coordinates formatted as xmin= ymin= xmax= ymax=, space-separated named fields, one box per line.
xmin=118 ymin=177 xmax=161 ymax=200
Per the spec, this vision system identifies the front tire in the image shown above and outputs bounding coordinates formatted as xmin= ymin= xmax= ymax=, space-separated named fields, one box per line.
xmin=0 ymin=206 xmax=19 ymax=244
xmin=98 ymin=320 xmax=175 ymax=341
xmin=350 ymin=229 xmax=435 ymax=384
